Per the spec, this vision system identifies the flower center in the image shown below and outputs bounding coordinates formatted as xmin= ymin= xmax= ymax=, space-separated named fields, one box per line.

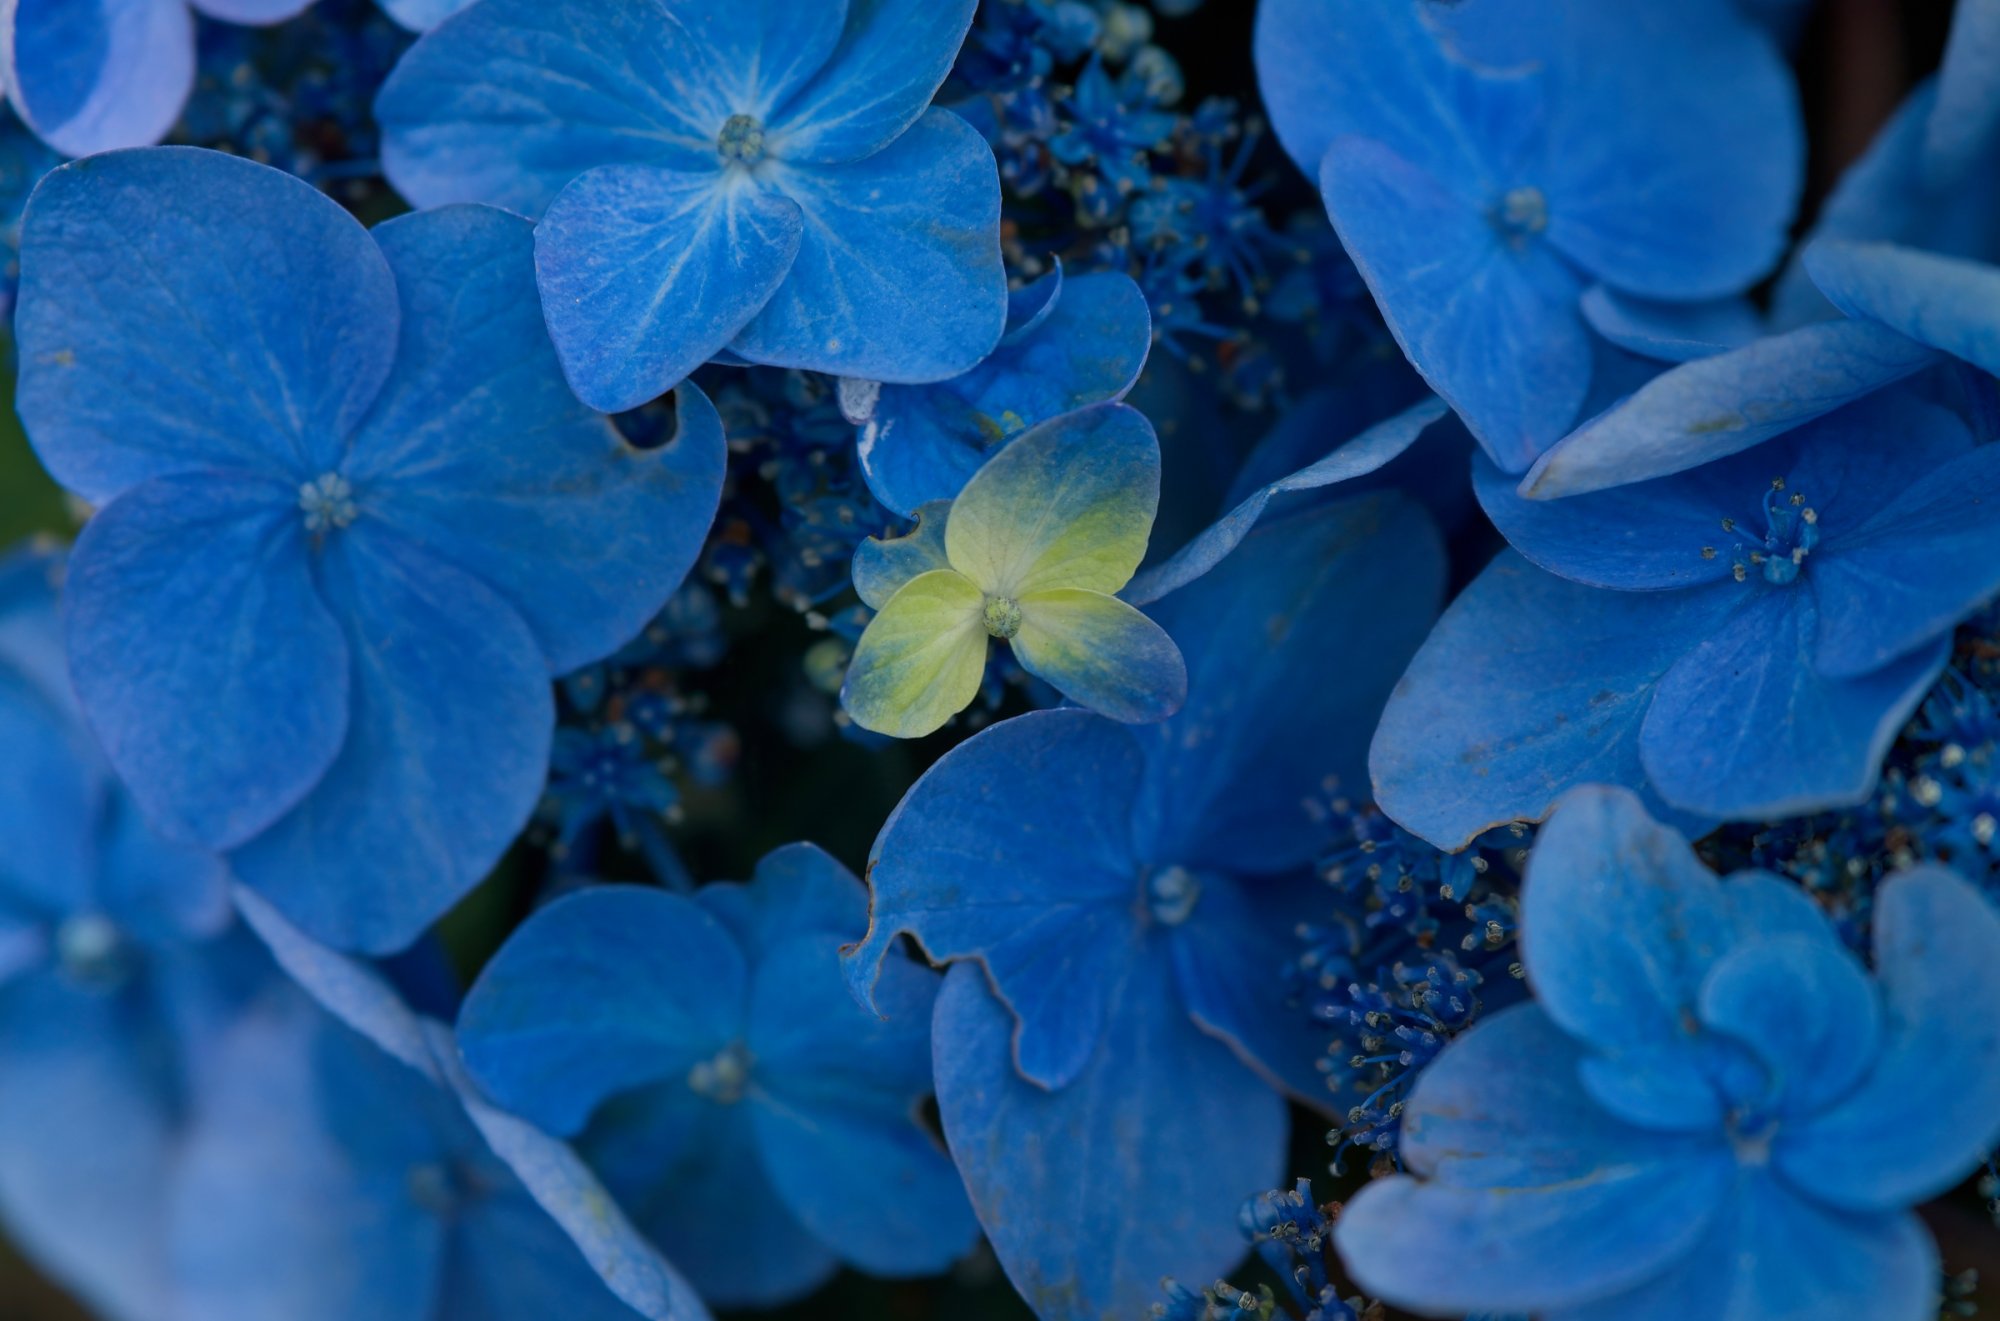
xmin=688 ymin=1040 xmax=752 ymax=1104
xmin=1143 ymin=864 xmax=1202 ymax=926
xmin=298 ymin=472 xmax=357 ymax=534
xmin=1491 ymin=186 xmax=1548 ymax=245
xmin=717 ymin=114 xmax=766 ymax=165
xmin=1709 ymin=479 xmax=1818 ymax=585
xmin=982 ymin=596 xmax=1024 ymax=639
xmin=1725 ymin=1106 xmax=1780 ymax=1166
xmin=55 ymin=912 xmax=131 ymax=990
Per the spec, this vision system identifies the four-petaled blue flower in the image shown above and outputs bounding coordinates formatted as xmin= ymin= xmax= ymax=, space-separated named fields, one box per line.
xmin=14 ymin=147 xmax=726 ymax=953
xmin=845 ymin=493 xmax=1445 ymax=1320
xmin=1337 ymin=784 xmax=2000 ymax=1321
xmin=456 ymin=844 xmax=978 ymax=1309
xmin=847 ymin=264 xmax=1152 ymax=517
xmin=1256 ymin=0 xmax=1802 ymax=471
xmin=0 ymin=543 xmax=244 ymax=1321
xmin=377 ymin=0 xmax=1009 ymax=413
xmin=1372 ymin=379 xmax=2000 ymax=849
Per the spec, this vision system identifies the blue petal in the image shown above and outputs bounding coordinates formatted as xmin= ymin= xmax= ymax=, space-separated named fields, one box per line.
xmin=748 ymin=935 xmax=976 ymax=1276
xmin=694 ymin=841 xmax=868 ymax=954
xmin=850 ymin=500 xmax=952 ymax=611
xmin=374 ymin=0 xmax=473 ymax=32
xmin=1369 ymin=552 xmax=1736 ymax=850
xmin=353 ymin=205 xmax=728 ymax=671
xmin=1137 ymin=494 xmax=1445 ymax=873
xmin=857 ymin=270 xmax=1151 ymax=517
xmin=1335 ymin=1004 xmax=1731 ymax=1315
xmin=0 ymin=970 xmax=184 ymax=1321
xmin=1806 ymin=240 xmax=2000 ymax=377
xmin=1551 ymin=1174 xmax=1937 ymax=1321
xmin=730 ymin=109 xmax=1006 ymax=383
xmin=1926 ymin=0 xmax=2000 ymax=184
xmin=0 ymin=664 xmax=101 ymax=922
xmin=447 ymin=1190 xmax=696 ymax=1321
xmin=229 ymin=526 xmax=554 ymax=955
xmin=1640 ymin=591 xmax=1945 ymax=819
xmin=1011 ymin=588 xmax=1186 ymax=724
xmin=1168 ymin=869 xmax=1337 ymax=1107
xmin=458 ymin=886 xmax=748 ymax=1138
xmin=16 ymin=149 xmax=401 ymax=504
xmin=430 ymin=1020 xmax=715 ymax=1321
xmin=1776 ymin=866 xmax=2000 ymax=1212
xmin=1125 ymin=398 xmax=1448 ymax=606
xmin=585 ymin=1091 xmax=838 ymax=1308
xmin=1811 ymin=442 xmax=2000 ymax=677
xmin=1580 ymin=286 xmax=1763 ymax=363
xmin=5 ymin=0 xmax=191 ymax=156
xmin=232 ymin=884 xmax=436 ymax=1077
xmin=96 ymin=793 xmax=231 ymax=947
xmin=377 ymin=0 xmax=827 ymax=214
xmin=933 ymin=956 xmax=1287 ymax=1321
xmin=1698 ymin=936 xmax=1880 ymax=1119
xmin=64 ymin=473 xmax=350 ymax=851
xmin=187 ymin=0 xmax=314 ymax=21
xmin=535 ymin=165 xmax=803 ymax=413
xmin=766 ymin=0 xmax=978 ymax=164
xmin=1319 ymin=138 xmax=1590 ymax=472
xmin=1520 ymin=320 xmax=1940 ymax=498
xmin=846 ymin=708 xmax=1144 ymax=1090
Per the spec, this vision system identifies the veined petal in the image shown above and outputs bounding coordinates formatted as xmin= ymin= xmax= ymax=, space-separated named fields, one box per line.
xmin=64 ymin=473 xmax=350 ymax=852
xmin=1012 ymin=588 xmax=1185 ymax=725
xmin=944 ymin=403 xmax=1159 ymax=598
xmin=840 ymin=569 xmax=987 ymax=739
xmin=1805 ymin=240 xmax=2000 ymax=377
xmin=5 ymin=0 xmax=191 ymax=157
xmin=766 ymin=0 xmax=978 ymax=164
xmin=229 ymin=526 xmax=554 ymax=955
xmin=731 ymin=109 xmax=1005 ymax=383
xmin=535 ymin=165 xmax=803 ymax=414
xmin=850 ymin=500 xmax=951 ymax=612
xmin=16 ymin=149 xmax=400 ymax=503
xmin=352 ymin=206 xmax=727 ymax=673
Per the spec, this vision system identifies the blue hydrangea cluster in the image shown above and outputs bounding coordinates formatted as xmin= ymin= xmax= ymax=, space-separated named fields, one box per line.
xmin=3 ymin=2 xmax=2000 ymax=1320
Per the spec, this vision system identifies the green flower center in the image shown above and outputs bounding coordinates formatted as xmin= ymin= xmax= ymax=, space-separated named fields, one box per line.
xmin=982 ymin=596 xmax=1024 ymax=639
xmin=717 ymin=114 xmax=766 ymax=165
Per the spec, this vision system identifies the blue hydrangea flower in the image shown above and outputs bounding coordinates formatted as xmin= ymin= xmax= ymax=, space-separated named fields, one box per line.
xmin=0 ymin=543 xmax=248 ymax=1321
xmin=1375 ymin=378 xmax=2000 ymax=848
xmin=843 ymin=403 xmax=1187 ymax=738
xmin=455 ymin=845 xmax=977 ymax=1309
xmin=848 ymin=265 xmax=1152 ymax=517
xmin=1336 ymin=784 xmax=2000 ymax=1321
xmin=845 ymin=493 xmax=1446 ymax=1319
xmin=377 ymin=0 xmax=1009 ymax=414
xmin=1255 ymin=0 xmax=1801 ymax=471
xmin=214 ymin=889 xmax=711 ymax=1321
xmin=14 ymin=148 xmax=725 ymax=954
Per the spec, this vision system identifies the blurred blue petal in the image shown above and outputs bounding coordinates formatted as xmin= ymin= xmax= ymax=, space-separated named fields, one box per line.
xmin=1319 ymin=138 xmax=1589 ymax=472
xmin=1775 ymin=867 xmax=2000 ymax=1211
xmin=731 ymin=109 xmax=1006 ymax=382
xmin=1138 ymin=495 xmax=1444 ymax=872
xmin=535 ymin=166 xmax=803 ymax=413
xmin=694 ymin=840 xmax=869 ymax=952
xmin=188 ymin=0 xmax=313 ymax=19
xmin=1522 ymin=320 xmax=1940 ymax=498
xmin=230 ymin=528 xmax=553 ymax=954
xmin=847 ymin=708 xmax=1144 ymax=1090
xmin=857 ymin=270 xmax=1150 ymax=516
xmin=64 ymin=473 xmax=350 ymax=851
xmin=767 ymin=0 xmax=977 ymax=163
xmin=460 ymin=887 xmax=747 ymax=1138
xmin=16 ymin=149 xmax=400 ymax=504
xmin=354 ymin=206 xmax=728 ymax=672
xmin=1580 ymin=286 xmax=1762 ymax=363
xmin=1926 ymin=0 xmax=2000 ymax=184
xmin=4 ymin=0 xmax=192 ymax=156
xmin=1640 ymin=592 xmax=1945 ymax=819
xmin=1127 ymin=398 xmax=1447 ymax=605
xmin=1370 ymin=552 xmax=1733 ymax=849
xmin=933 ymin=957 xmax=1286 ymax=1321
xmin=1806 ymin=240 xmax=2000 ymax=377
xmin=1698 ymin=936 xmax=1880 ymax=1120
xmin=377 ymin=0 xmax=735 ymax=214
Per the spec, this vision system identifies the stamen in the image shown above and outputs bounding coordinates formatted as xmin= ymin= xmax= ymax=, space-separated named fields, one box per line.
xmin=717 ymin=114 xmax=766 ymax=164
xmin=299 ymin=472 xmax=357 ymax=533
